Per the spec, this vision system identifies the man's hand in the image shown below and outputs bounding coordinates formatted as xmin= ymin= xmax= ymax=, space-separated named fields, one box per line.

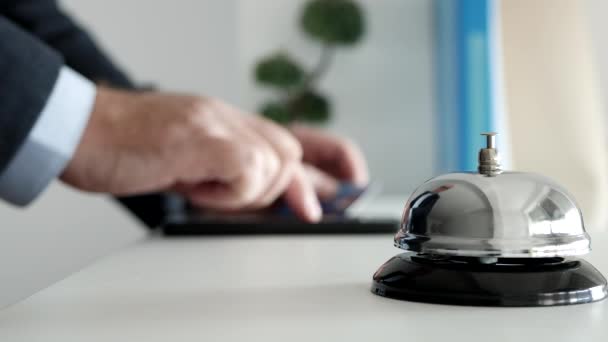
xmin=61 ymin=87 xmax=322 ymax=221
xmin=291 ymin=125 xmax=369 ymax=200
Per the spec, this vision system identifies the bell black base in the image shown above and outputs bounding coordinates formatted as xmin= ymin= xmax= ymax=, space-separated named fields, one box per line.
xmin=372 ymin=253 xmax=608 ymax=307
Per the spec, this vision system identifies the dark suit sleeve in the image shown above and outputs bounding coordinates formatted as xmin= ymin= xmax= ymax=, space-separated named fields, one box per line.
xmin=1 ymin=1 xmax=167 ymax=228
xmin=0 ymin=15 xmax=62 ymax=178
xmin=0 ymin=0 xmax=132 ymax=88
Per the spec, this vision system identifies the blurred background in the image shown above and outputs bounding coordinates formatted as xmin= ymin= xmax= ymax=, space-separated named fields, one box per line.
xmin=58 ymin=0 xmax=436 ymax=195
xmin=2 ymin=0 xmax=608 ymax=305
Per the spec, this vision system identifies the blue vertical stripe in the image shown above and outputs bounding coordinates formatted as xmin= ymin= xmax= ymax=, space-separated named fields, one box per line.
xmin=434 ymin=0 xmax=496 ymax=173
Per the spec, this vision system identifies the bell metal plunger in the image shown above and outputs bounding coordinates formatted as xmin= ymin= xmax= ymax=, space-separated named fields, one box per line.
xmin=371 ymin=133 xmax=608 ymax=307
xmin=478 ymin=132 xmax=501 ymax=176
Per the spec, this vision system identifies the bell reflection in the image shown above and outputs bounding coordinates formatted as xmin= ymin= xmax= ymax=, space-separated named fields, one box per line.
xmin=525 ymin=189 xmax=584 ymax=236
xmin=404 ymin=185 xmax=453 ymax=235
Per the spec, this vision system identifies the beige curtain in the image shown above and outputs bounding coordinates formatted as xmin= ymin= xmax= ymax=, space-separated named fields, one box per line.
xmin=501 ymin=0 xmax=608 ymax=232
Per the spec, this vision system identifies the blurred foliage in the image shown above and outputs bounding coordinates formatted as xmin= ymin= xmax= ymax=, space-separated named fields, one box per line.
xmin=255 ymin=54 xmax=304 ymax=89
xmin=253 ymin=0 xmax=365 ymax=125
xmin=260 ymin=102 xmax=291 ymax=124
xmin=291 ymin=91 xmax=331 ymax=123
xmin=301 ymin=0 xmax=365 ymax=45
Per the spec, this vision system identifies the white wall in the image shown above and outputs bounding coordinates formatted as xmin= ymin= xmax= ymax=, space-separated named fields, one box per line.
xmin=60 ymin=0 xmax=241 ymax=103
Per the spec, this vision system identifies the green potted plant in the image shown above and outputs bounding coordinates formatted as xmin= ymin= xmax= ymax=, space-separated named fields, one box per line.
xmin=254 ymin=0 xmax=366 ymax=124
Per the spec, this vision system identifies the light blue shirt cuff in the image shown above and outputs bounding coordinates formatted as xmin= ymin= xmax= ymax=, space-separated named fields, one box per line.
xmin=0 ymin=67 xmax=96 ymax=206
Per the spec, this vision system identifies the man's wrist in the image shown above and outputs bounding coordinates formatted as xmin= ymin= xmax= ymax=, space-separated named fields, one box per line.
xmin=59 ymin=86 xmax=147 ymax=192
xmin=0 ymin=67 xmax=96 ymax=205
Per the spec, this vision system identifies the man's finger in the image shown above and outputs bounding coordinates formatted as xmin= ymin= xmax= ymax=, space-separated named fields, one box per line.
xmin=283 ymin=165 xmax=322 ymax=222
xmin=241 ymin=111 xmax=303 ymax=162
xmin=248 ymin=160 xmax=296 ymax=209
xmin=178 ymin=137 xmax=268 ymax=210
xmin=239 ymin=109 xmax=304 ymax=209
xmin=303 ymin=164 xmax=339 ymax=200
xmin=290 ymin=125 xmax=369 ymax=185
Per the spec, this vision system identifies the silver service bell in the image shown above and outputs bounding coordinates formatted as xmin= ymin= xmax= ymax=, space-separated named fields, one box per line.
xmin=395 ymin=132 xmax=590 ymax=259
xmin=372 ymin=133 xmax=607 ymax=307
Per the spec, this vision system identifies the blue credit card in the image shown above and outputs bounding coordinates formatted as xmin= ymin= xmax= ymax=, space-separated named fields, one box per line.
xmin=275 ymin=182 xmax=367 ymax=217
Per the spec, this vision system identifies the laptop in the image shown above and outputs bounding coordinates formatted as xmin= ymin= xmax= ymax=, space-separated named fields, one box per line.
xmin=161 ymin=183 xmax=401 ymax=235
